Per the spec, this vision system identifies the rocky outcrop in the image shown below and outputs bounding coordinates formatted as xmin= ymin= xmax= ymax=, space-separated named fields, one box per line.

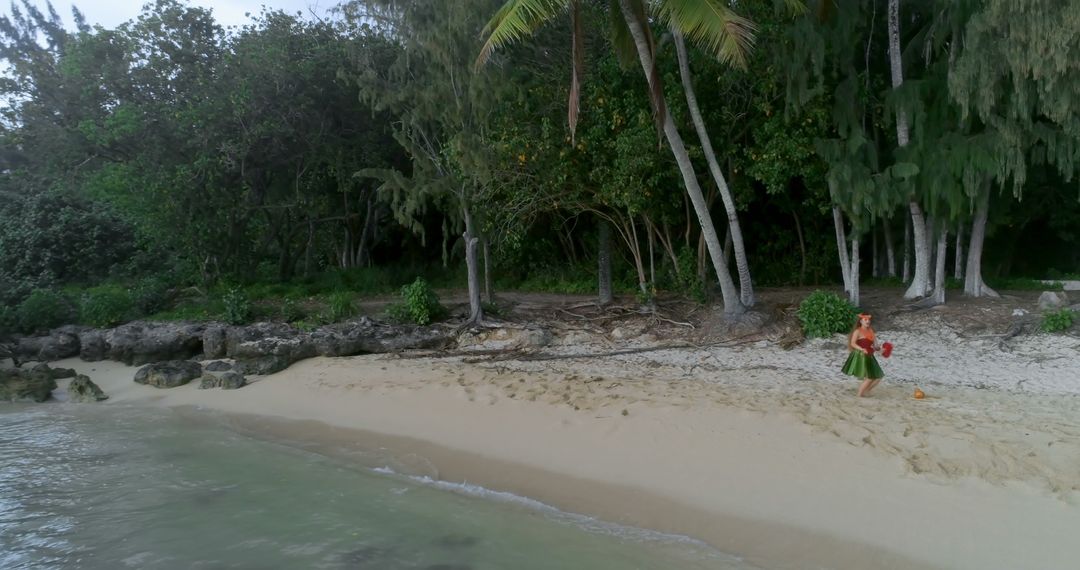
xmin=107 ymin=322 xmax=205 ymax=365
xmin=11 ymin=318 xmax=456 ymax=376
xmin=226 ymin=322 xmax=316 ymax=375
xmin=200 ymin=366 xmax=246 ymax=390
xmin=202 ymin=325 xmax=228 ymax=359
xmin=31 ymin=362 xmax=77 ymax=380
xmin=14 ymin=326 xmax=82 ymax=362
xmin=68 ymin=374 xmax=108 ymax=402
xmin=1 ymin=367 xmax=57 ymax=402
xmin=1038 ymin=291 xmax=1070 ymax=311
xmin=78 ymin=329 xmax=109 ymax=361
xmin=133 ymin=360 xmax=203 ymax=388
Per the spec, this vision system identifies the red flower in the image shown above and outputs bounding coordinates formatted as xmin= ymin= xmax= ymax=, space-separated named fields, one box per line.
xmin=882 ymin=342 xmax=894 ymax=358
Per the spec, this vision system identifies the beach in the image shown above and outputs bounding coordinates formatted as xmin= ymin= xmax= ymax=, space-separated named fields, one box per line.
xmin=18 ymin=308 xmax=1080 ymax=570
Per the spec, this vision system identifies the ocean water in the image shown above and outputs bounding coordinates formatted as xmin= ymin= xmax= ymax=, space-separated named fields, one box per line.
xmin=0 ymin=404 xmax=757 ymax=570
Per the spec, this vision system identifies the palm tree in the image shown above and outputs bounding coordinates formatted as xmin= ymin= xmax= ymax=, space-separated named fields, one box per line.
xmin=476 ymin=0 xmax=800 ymax=315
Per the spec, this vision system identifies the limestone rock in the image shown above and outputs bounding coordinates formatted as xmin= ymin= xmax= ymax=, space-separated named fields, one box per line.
xmin=134 ymin=360 xmax=203 ymax=388
xmin=0 ymin=368 xmax=56 ymax=402
xmin=68 ymin=374 xmax=108 ymax=402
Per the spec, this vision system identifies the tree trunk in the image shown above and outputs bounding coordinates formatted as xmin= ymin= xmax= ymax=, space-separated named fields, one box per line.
xmin=872 ymin=221 xmax=880 ymax=278
xmin=933 ymin=226 xmax=948 ymax=304
xmin=793 ymin=210 xmax=806 ymax=286
xmin=673 ymin=31 xmax=753 ymax=307
xmin=849 ymin=235 xmax=861 ymax=307
xmin=884 ymin=221 xmax=896 ymax=278
xmin=598 ymin=220 xmax=613 ymax=306
xmin=902 ymin=213 xmax=911 ymax=283
xmin=888 ymin=0 xmax=931 ymax=299
xmin=620 ymin=1 xmax=743 ymax=314
xmin=482 ymin=237 xmax=493 ymax=305
xmin=833 ymin=206 xmax=852 ymax=292
xmin=304 ymin=215 xmax=315 ymax=277
xmin=964 ymin=186 xmax=999 ymax=297
xmin=356 ymin=194 xmax=375 ymax=268
xmin=462 ymin=197 xmax=483 ymax=323
xmin=723 ymin=226 xmax=733 ymax=269
xmin=954 ymin=222 xmax=965 ymax=280
xmin=647 ymin=217 xmax=656 ymax=288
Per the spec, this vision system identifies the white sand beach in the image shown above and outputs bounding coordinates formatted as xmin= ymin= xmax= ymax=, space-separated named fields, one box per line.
xmin=20 ymin=315 xmax=1080 ymax=570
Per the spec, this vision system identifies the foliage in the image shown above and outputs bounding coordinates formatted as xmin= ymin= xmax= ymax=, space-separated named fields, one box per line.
xmin=797 ymin=290 xmax=858 ymax=339
xmin=0 ymin=304 xmax=15 ymax=336
xmin=387 ymin=278 xmax=446 ymax=325
xmin=130 ymin=277 xmax=174 ymax=316
xmin=325 ymin=292 xmax=356 ymax=322
xmin=15 ymin=290 xmax=75 ymax=334
xmin=279 ymin=298 xmax=306 ymax=323
xmin=1041 ymin=309 xmax=1075 ymax=334
xmin=221 ymin=287 xmax=253 ymax=325
xmin=79 ymin=285 xmax=134 ymax=328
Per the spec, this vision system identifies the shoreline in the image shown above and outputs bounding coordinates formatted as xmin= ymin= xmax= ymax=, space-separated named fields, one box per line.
xmin=11 ymin=351 xmax=1080 ymax=570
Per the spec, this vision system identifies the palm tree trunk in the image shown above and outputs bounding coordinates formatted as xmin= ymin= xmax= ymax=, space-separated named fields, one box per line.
xmin=933 ymin=226 xmax=948 ymax=304
xmin=598 ymin=219 xmax=613 ymax=305
xmin=884 ymin=220 xmax=897 ymax=278
xmin=888 ymin=0 xmax=931 ymax=299
xmin=849 ymin=235 xmax=861 ymax=307
xmin=673 ymin=31 xmax=753 ymax=307
xmin=482 ymin=237 xmax=494 ymax=305
xmin=964 ymin=185 xmax=999 ymax=297
xmin=833 ymin=206 xmax=852 ymax=292
xmin=902 ymin=213 xmax=911 ymax=282
xmin=618 ymin=0 xmax=742 ymax=314
xmin=462 ymin=195 xmax=483 ymax=324
xmin=954 ymin=222 xmax=965 ymax=280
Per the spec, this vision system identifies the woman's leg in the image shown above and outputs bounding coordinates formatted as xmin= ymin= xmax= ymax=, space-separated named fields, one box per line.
xmin=858 ymin=378 xmax=874 ymax=397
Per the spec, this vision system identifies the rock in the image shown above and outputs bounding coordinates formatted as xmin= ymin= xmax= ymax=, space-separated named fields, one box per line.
xmin=234 ymin=355 xmax=292 ymax=376
xmin=457 ymin=326 xmax=550 ymax=350
xmin=610 ymin=327 xmax=628 ymax=340
xmin=226 ymin=322 xmax=315 ymax=363
xmin=203 ymin=360 xmax=233 ymax=372
xmin=1038 ymin=291 xmax=1069 ymax=311
xmin=1 ymin=368 xmax=57 ymax=402
xmin=1012 ymin=308 xmax=1029 ymax=317
xmin=309 ymin=318 xmax=375 ymax=357
xmin=108 ymin=322 xmax=205 ymax=365
xmin=200 ymin=370 xmax=245 ymax=390
xmin=78 ymin=330 xmax=109 ymax=361
xmin=15 ymin=329 xmax=81 ymax=362
xmin=67 ymin=374 xmax=108 ymax=402
xmin=202 ymin=325 xmax=227 ymax=359
xmin=133 ymin=360 xmax=203 ymax=388
xmin=31 ymin=363 xmax=77 ymax=380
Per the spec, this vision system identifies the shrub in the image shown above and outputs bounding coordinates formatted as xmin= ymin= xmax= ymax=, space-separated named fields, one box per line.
xmin=79 ymin=286 xmax=133 ymax=328
xmin=0 ymin=304 xmax=15 ymax=336
xmin=798 ymin=290 xmax=858 ymax=338
xmin=279 ymin=298 xmax=305 ymax=323
xmin=222 ymin=287 xmax=252 ymax=325
xmin=16 ymin=289 xmax=74 ymax=333
xmin=131 ymin=277 xmax=172 ymax=316
xmin=325 ymin=292 xmax=355 ymax=322
xmin=387 ymin=278 xmax=445 ymax=325
xmin=1041 ymin=308 xmax=1075 ymax=333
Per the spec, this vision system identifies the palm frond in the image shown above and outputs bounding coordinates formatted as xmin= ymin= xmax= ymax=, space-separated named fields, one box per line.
xmin=476 ymin=0 xmax=569 ymax=70
xmin=652 ymin=0 xmax=757 ymax=69
xmin=569 ymin=0 xmax=584 ymax=143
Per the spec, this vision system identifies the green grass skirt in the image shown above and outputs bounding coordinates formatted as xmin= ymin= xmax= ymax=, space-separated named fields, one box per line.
xmin=841 ymin=350 xmax=884 ymax=379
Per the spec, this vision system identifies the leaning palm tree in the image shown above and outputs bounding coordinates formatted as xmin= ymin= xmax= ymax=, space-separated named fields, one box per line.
xmin=477 ymin=0 xmax=798 ymax=314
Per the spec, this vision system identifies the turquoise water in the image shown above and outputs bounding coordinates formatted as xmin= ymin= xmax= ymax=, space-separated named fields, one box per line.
xmin=0 ymin=404 xmax=757 ymax=569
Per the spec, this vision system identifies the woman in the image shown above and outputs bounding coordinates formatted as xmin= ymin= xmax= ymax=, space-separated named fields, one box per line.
xmin=842 ymin=313 xmax=884 ymax=397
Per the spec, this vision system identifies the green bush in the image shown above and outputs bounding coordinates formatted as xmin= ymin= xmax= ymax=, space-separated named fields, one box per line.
xmin=222 ymin=287 xmax=252 ymax=325
xmin=131 ymin=277 xmax=172 ymax=315
xmin=0 ymin=304 xmax=15 ymax=336
xmin=16 ymin=289 xmax=74 ymax=333
xmin=279 ymin=298 xmax=305 ymax=323
xmin=1041 ymin=308 xmax=1075 ymax=333
xmin=387 ymin=278 xmax=446 ymax=325
xmin=797 ymin=290 xmax=858 ymax=338
xmin=79 ymin=286 xmax=133 ymax=328
xmin=325 ymin=292 xmax=356 ymax=322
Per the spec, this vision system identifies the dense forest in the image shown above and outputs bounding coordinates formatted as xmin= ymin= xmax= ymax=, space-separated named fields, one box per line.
xmin=2 ymin=0 xmax=1079 ymax=333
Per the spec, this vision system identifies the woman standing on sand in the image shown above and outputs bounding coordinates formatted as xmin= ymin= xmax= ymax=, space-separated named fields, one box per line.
xmin=843 ymin=313 xmax=884 ymax=397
